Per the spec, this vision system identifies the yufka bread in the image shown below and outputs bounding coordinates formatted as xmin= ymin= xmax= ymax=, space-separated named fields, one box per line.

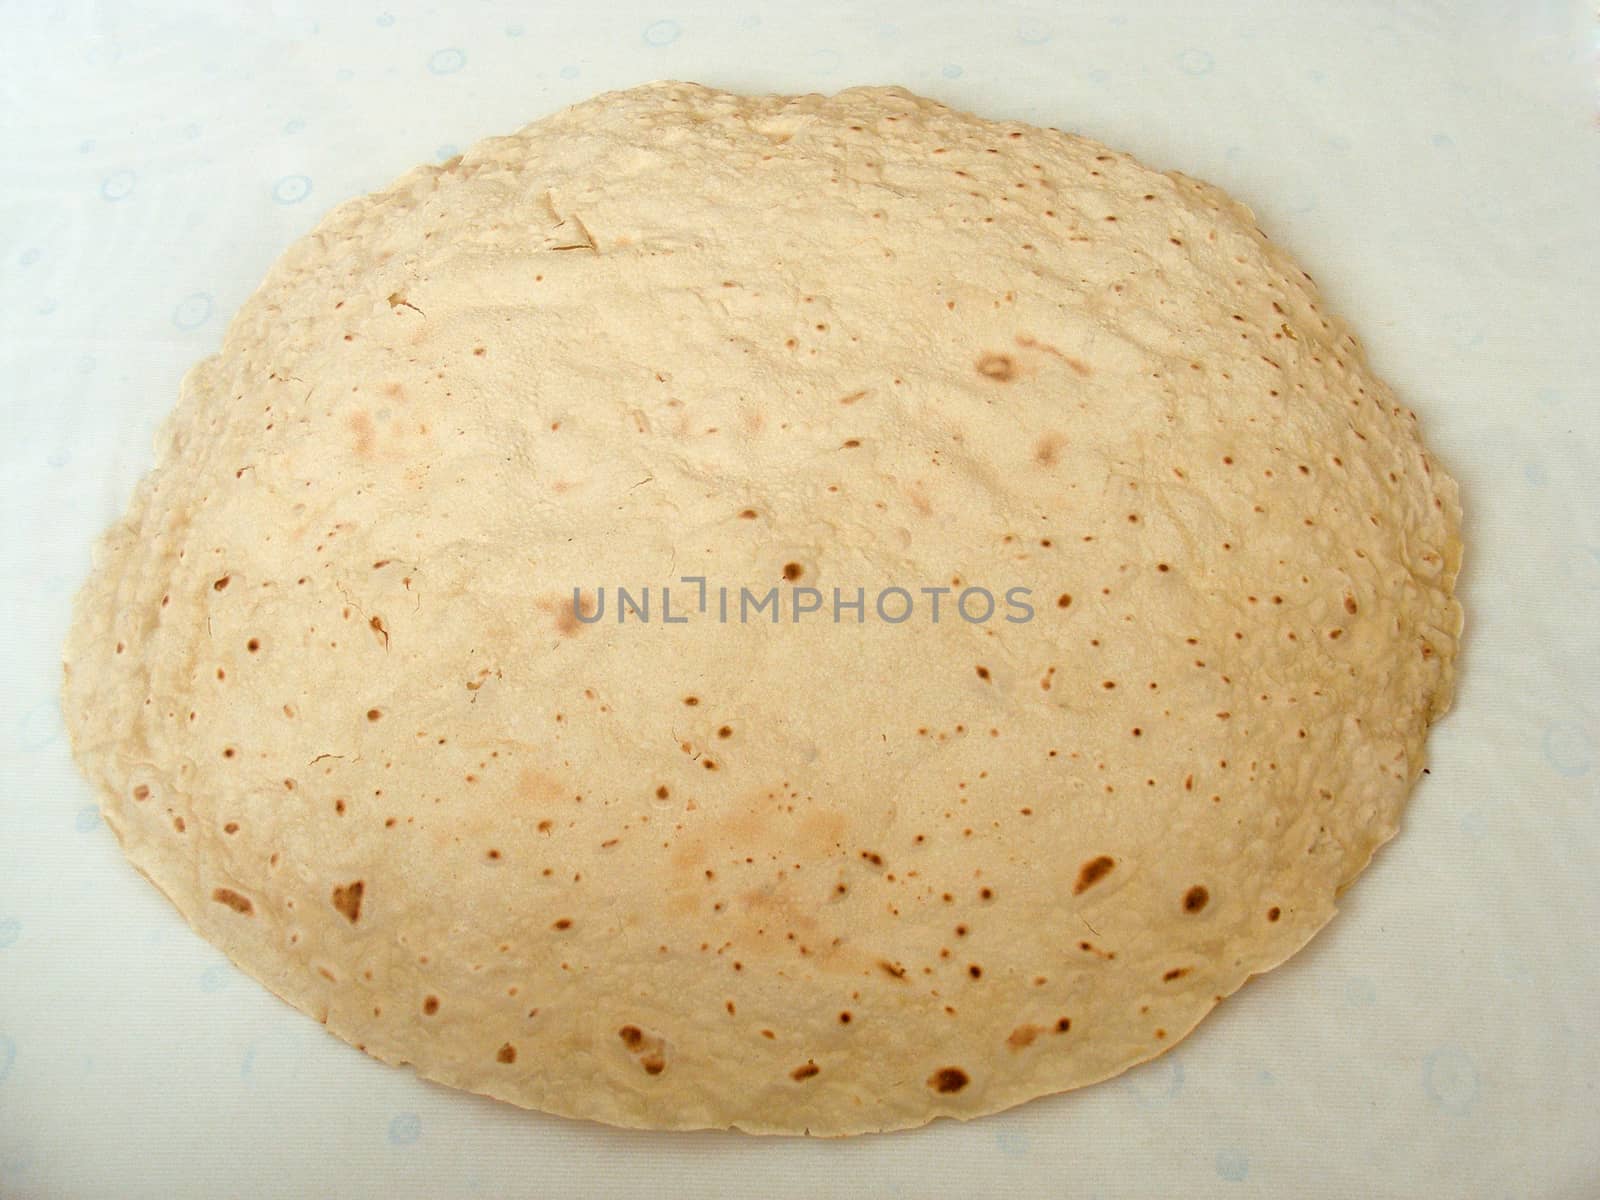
xmin=62 ymin=82 xmax=1462 ymax=1134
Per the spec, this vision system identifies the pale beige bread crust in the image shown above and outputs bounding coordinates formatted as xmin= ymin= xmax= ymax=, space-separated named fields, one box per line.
xmin=62 ymin=81 xmax=1462 ymax=1134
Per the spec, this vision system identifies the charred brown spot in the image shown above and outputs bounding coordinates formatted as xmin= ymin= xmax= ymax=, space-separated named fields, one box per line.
xmin=878 ymin=959 xmax=908 ymax=980
xmin=641 ymin=1055 xmax=665 ymax=1075
xmin=791 ymin=1061 xmax=820 ymax=1081
xmin=618 ymin=1025 xmax=644 ymax=1049
xmin=1055 ymin=1017 xmax=1072 ymax=1032
xmin=552 ymin=917 xmax=572 ymax=930
xmin=929 ymin=1066 xmax=970 ymax=1093
xmin=496 ymin=1043 xmax=517 ymax=1064
xmin=211 ymin=887 xmax=252 ymax=915
xmin=1183 ymin=885 xmax=1210 ymax=913
xmin=1074 ymin=855 xmax=1115 ymax=894
xmin=782 ymin=561 xmax=804 ymax=581
xmin=423 ymin=996 xmax=439 ymax=1015
xmin=1267 ymin=906 xmax=1282 ymax=922
xmin=1163 ymin=967 xmax=1191 ymax=982
xmin=330 ymin=880 xmax=364 ymax=924
xmin=976 ymin=353 xmax=1016 ymax=381
xmin=1056 ymin=593 xmax=1072 ymax=608
xmin=976 ymin=665 xmax=991 ymax=681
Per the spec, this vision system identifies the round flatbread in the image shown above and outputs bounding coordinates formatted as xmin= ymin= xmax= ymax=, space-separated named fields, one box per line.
xmin=62 ymin=81 xmax=1462 ymax=1134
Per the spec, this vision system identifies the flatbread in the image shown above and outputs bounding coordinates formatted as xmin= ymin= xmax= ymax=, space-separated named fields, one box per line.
xmin=61 ymin=82 xmax=1463 ymax=1134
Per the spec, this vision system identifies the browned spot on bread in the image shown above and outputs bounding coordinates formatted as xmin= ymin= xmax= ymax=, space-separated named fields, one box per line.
xmin=1183 ymin=885 xmax=1210 ymax=913
xmin=976 ymin=352 xmax=1016 ymax=381
xmin=1267 ymin=906 xmax=1281 ymax=922
xmin=783 ymin=561 xmax=804 ymax=581
xmin=1034 ymin=433 xmax=1066 ymax=466
xmin=928 ymin=1066 xmax=970 ymax=1093
xmin=330 ymin=880 xmax=364 ymax=924
xmin=791 ymin=1061 xmax=820 ymax=1081
xmin=549 ymin=591 xmax=597 ymax=636
xmin=1014 ymin=334 xmax=1091 ymax=375
xmin=348 ymin=410 xmax=376 ymax=458
xmin=1163 ymin=966 xmax=1191 ymax=982
xmin=617 ymin=1023 xmax=667 ymax=1074
xmin=423 ymin=996 xmax=439 ymax=1015
xmin=878 ymin=959 xmax=908 ymax=980
xmin=496 ymin=1043 xmax=517 ymax=1064
xmin=1074 ymin=855 xmax=1115 ymax=894
xmin=211 ymin=887 xmax=253 ymax=915
xmin=1007 ymin=1024 xmax=1042 ymax=1050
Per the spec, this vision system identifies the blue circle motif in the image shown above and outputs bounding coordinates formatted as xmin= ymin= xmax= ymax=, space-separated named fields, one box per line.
xmin=429 ymin=48 xmax=466 ymax=75
xmin=1215 ymin=1148 xmax=1249 ymax=1181
xmin=643 ymin=20 xmax=681 ymax=47
xmin=100 ymin=170 xmax=137 ymax=202
xmin=1423 ymin=1045 xmax=1479 ymax=1115
xmin=1018 ymin=20 xmax=1052 ymax=45
xmin=1542 ymin=723 xmax=1593 ymax=777
xmin=388 ymin=1112 xmax=422 ymax=1144
xmin=273 ymin=175 xmax=312 ymax=205
xmin=172 ymin=292 xmax=214 ymax=330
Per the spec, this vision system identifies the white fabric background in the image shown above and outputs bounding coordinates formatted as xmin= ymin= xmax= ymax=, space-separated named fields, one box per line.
xmin=1 ymin=2 xmax=1596 ymax=1197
